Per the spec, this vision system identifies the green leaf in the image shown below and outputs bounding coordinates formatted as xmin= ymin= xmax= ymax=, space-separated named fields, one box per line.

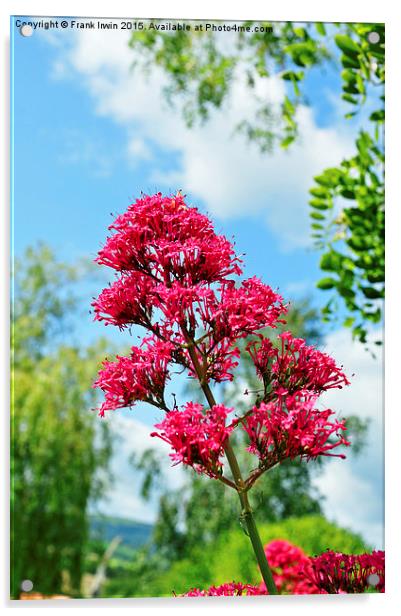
xmin=309 ymin=200 xmax=329 ymax=210
xmin=335 ymin=34 xmax=361 ymax=57
xmin=340 ymin=54 xmax=360 ymax=69
xmin=281 ymin=135 xmax=295 ymax=148
xmin=361 ymin=286 xmax=384 ymax=300
xmin=310 ymin=211 xmax=325 ymax=220
xmin=283 ymin=96 xmax=295 ymax=115
xmin=342 ymin=93 xmax=358 ymax=105
xmin=315 ymin=22 xmax=326 ymax=36
xmin=320 ymin=252 xmax=343 ymax=272
xmin=317 ymin=277 xmax=337 ymax=290
xmin=370 ymin=110 xmax=385 ymax=122
xmin=341 ymin=189 xmax=355 ymax=199
xmin=281 ymin=70 xmax=304 ymax=82
xmin=310 ymin=187 xmax=329 ymax=198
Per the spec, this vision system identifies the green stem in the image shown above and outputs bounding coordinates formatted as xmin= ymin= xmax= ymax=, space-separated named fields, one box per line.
xmin=182 ymin=328 xmax=278 ymax=595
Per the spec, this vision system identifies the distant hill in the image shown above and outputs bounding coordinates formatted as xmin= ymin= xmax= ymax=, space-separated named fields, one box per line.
xmin=90 ymin=515 xmax=153 ymax=550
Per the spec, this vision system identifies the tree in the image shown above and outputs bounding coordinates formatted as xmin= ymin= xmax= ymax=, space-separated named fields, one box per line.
xmin=11 ymin=245 xmax=112 ymax=598
xmin=129 ymin=21 xmax=384 ymax=344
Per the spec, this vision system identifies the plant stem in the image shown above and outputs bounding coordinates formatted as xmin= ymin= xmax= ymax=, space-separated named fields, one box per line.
xmin=182 ymin=329 xmax=278 ymax=595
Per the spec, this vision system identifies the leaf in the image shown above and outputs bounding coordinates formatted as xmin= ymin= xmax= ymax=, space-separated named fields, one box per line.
xmin=341 ymin=189 xmax=355 ymax=199
xmin=361 ymin=286 xmax=384 ymax=300
xmin=281 ymin=135 xmax=295 ymax=148
xmin=317 ymin=277 xmax=337 ymax=290
xmin=370 ymin=110 xmax=385 ymax=122
xmin=283 ymin=96 xmax=295 ymax=115
xmin=310 ymin=211 xmax=325 ymax=220
xmin=309 ymin=187 xmax=329 ymax=198
xmin=340 ymin=54 xmax=360 ymax=69
xmin=335 ymin=34 xmax=361 ymax=57
xmin=342 ymin=93 xmax=358 ymax=105
xmin=320 ymin=252 xmax=343 ymax=272
xmin=315 ymin=22 xmax=326 ymax=36
xmin=310 ymin=200 xmax=329 ymax=210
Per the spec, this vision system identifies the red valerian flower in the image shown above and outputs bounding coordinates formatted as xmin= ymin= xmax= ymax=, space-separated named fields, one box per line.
xmin=247 ymin=332 xmax=350 ymax=399
xmin=96 ymin=192 xmax=242 ymax=284
xmin=93 ymin=337 xmax=173 ymax=416
xmin=305 ymin=549 xmax=385 ymax=594
xmin=241 ymin=394 xmax=350 ymax=468
xmin=151 ymin=403 xmax=233 ymax=478
xmin=209 ymin=277 xmax=286 ymax=340
xmin=92 ymin=270 xmax=158 ymax=330
xmin=180 ymin=582 xmax=265 ymax=597
xmin=179 ymin=545 xmax=385 ymax=597
xmin=260 ymin=540 xmax=319 ymax=594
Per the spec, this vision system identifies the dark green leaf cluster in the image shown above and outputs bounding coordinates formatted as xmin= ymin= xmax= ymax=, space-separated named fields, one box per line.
xmin=312 ymin=129 xmax=384 ymax=343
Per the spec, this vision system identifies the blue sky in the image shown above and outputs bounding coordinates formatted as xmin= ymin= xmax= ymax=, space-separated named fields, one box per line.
xmin=11 ymin=17 xmax=384 ymax=548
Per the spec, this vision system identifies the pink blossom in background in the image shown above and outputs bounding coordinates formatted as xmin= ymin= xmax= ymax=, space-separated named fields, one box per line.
xmin=180 ymin=542 xmax=385 ymax=596
xmin=260 ymin=540 xmax=319 ymax=594
xmin=181 ymin=582 xmax=265 ymax=597
xmin=305 ymin=549 xmax=385 ymax=594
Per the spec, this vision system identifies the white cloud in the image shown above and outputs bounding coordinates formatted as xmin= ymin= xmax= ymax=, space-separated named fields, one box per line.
xmin=321 ymin=328 xmax=383 ymax=424
xmin=126 ymin=137 xmax=152 ymax=164
xmin=313 ymin=329 xmax=384 ymax=548
xmin=48 ymin=27 xmax=355 ymax=250
xmin=97 ymin=413 xmax=186 ymax=523
xmin=313 ymin=462 xmax=384 ymax=549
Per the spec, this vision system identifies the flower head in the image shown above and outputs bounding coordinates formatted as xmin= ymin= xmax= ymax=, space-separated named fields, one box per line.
xmin=93 ymin=337 xmax=173 ymax=416
xmin=180 ymin=582 xmax=265 ymax=597
xmin=151 ymin=403 xmax=233 ymax=478
xmin=305 ymin=550 xmax=385 ymax=594
xmin=92 ymin=271 xmax=157 ymax=330
xmin=241 ymin=394 xmax=350 ymax=469
xmin=96 ymin=192 xmax=242 ymax=284
xmin=260 ymin=540 xmax=319 ymax=594
xmin=248 ymin=332 xmax=350 ymax=399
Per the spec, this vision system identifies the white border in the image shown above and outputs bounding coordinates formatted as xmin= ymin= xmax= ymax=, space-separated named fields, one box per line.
xmin=2 ymin=1 xmax=400 ymax=614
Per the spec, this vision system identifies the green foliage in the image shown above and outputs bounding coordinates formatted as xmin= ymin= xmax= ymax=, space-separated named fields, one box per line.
xmin=311 ymin=131 xmax=384 ymax=343
xmin=128 ymin=21 xmax=384 ymax=344
xmin=11 ymin=246 xmax=112 ymax=598
xmin=122 ymin=516 xmax=369 ymax=597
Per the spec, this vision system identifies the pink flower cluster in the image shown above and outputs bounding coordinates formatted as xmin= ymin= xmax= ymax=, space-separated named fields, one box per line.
xmin=306 ymin=549 xmax=385 ymax=594
xmin=241 ymin=394 xmax=349 ymax=468
xmin=260 ymin=540 xmax=319 ymax=594
xmin=151 ymin=403 xmax=233 ymax=478
xmin=93 ymin=191 xmax=350 ymax=480
xmin=92 ymin=271 xmax=157 ymax=330
xmin=96 ymin=192 xmax=242 ymax=284
xmin=93 ymin=192 xmax=287 ymax=410
xmin=94 ymin=338 xmax=173 ymax=416
xmin=181 ymin=582 xmax=264 ymax=597
xmin=180 ymin=542 xmax=385 ymax=596
xmin=247 ymin=332 xmax=350 ymax=400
